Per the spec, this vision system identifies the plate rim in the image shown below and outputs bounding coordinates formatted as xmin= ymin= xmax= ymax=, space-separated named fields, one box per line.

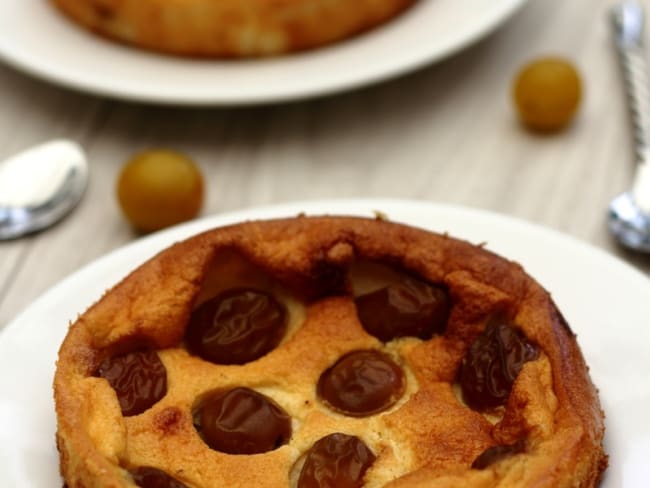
xmin=0 ymin=0 xmax=529 ymax=105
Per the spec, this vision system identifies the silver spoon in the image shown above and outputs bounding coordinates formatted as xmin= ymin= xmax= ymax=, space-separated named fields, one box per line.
xmin=608 ymin=1 xmax=650 ymax=252
xmin=0 ymin=140 xmax=88 ymax=240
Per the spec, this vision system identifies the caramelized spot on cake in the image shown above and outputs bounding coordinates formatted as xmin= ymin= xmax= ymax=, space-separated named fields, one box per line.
xmin=89 ymin=0 xmax=115 ymax=20
xmin=154 ymin=407 xmax=184 ymax=436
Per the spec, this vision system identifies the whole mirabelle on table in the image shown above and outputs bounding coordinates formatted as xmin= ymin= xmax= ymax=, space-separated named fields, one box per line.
xmin=116 ymin=149 xmax=204 ymax=232
xmin=513 ymin=57 xmax=582 ymax=132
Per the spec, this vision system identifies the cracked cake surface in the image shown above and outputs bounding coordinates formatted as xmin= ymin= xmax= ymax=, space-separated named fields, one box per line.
xmin=54 ymin=216 xmax=607 ymax=487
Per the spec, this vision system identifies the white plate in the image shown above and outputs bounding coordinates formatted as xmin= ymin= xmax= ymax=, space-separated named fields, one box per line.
xmin=1 ymin=198 xmax=648 ymax=486
xmin=0 ymin=0 xmax=527 ymax=105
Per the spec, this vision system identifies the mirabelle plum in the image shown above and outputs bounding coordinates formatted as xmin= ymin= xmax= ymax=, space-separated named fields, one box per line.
xmin=513 ymin=57 xmax=582 ymax=132
xmin=116 ymin=149 xmax=204 ymax=232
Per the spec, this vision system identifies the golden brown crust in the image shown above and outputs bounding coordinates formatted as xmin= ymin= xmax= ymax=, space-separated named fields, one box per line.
xmin=49 ymin=0 xmax=417 ymax=57
xmin=54 ymin=216 xmax=607 ymax=487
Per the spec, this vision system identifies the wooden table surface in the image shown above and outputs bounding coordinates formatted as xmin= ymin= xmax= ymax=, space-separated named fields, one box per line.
xmin=1 ymin=0 xmax=649 ymax=330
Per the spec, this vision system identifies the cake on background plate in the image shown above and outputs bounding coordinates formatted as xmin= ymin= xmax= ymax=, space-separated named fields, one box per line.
xmin=50 ymin=0 xmax=417 ymax=57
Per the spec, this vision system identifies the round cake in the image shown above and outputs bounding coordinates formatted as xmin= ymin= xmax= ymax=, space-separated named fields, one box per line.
xmin=54 ymin=216 xmax=607 ymax=487
xmin=49 ymin=0 xmax=417 ymax=57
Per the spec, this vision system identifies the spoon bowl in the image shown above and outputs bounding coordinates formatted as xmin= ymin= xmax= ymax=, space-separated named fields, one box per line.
xmin=608 ymin=191 xmax=650 ymax=252
xmin=0 ymin=140 xmax=88 ymax=240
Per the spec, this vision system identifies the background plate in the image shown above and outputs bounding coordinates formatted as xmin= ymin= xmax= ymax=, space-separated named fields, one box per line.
xmin=0 ymin=0 xmax=527 ymax=105
xmin=0 ymin=198 xmax=648 ymax=486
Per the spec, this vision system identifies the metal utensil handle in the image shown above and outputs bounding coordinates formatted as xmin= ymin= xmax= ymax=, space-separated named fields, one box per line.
xmin=612 ymin=2 xmax=650 ymax=164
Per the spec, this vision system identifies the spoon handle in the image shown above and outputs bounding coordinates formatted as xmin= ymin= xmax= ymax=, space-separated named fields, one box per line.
xmin=611 ymin=1 xmax=650 ymax=213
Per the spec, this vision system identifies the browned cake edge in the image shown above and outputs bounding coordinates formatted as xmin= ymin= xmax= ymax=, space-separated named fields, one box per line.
xmin=49 ymin=0 xmax=417 ymax=58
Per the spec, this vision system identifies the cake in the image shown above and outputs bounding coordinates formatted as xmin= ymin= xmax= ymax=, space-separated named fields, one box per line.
xmin=50 ymin=0 xmax=417 ymax=57
xmin=54 ymin=216 xmax=607 ymax=487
